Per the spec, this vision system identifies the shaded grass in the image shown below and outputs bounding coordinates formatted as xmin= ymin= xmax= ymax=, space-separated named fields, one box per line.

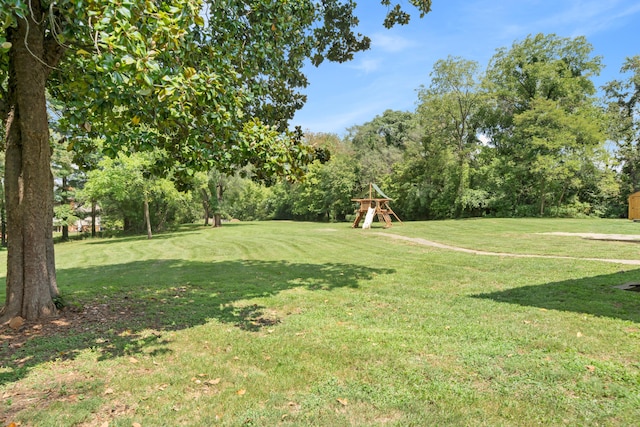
xmin=1 ymin=219 xmax=640 ymax=426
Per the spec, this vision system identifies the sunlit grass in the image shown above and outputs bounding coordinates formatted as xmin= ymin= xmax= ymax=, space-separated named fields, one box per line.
xmin=379 ymin=217 xmax=640 ymax=259
xmin=1 ymin=219 xmax=639 ymax=426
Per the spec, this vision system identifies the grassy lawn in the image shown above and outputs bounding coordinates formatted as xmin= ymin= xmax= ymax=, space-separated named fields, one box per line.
xmin=1 ymin=219 xmax=639 ymax=426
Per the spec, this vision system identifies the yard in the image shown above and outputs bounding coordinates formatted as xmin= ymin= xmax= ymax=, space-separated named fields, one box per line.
xmin=1 ymin=219 xmax=639 ymax=426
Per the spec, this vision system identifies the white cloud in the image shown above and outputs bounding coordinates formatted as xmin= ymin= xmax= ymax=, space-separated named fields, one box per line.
xmin=349 ymin=58 xmax=382 ymax=74
xmin=370 ymin=33 xmax=416 ymax=53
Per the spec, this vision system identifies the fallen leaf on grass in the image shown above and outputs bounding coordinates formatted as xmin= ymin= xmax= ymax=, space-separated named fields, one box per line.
xmin=104 ymin=387 xmax=115 ymax=395
xmin=586 ymin=365 xmax=596 ymax=372
xmin=337 ymin=398 xmax=348 ymax=406
xmin=132 ymin=423 xmax=142 ymax=427
xmin=237 ymin=389 xmax=246 ymax=396
xmin=206 ymin=378 xmax=221 ymax=385
xmin=9 ymin=316 xmax=24 ymax=330
xmin=129 ymin=357 xmax=139 ymax=364
xmin=576 ymin=332 xmax=583 ymax=338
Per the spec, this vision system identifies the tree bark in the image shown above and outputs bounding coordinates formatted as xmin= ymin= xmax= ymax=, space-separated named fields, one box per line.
xmin=213 ymin=183 xmax=224 ymax=228
xmin=91 ymin=201 xmax=97 ymax=237
xmin=1 ymin=202 xmax=6 ymax=247
xmin=61 ymin=176 xmax=69 ymax=241
xmin=1 ymin=10 xmax=59 ymax=322
xmin=144 ymin=193 xmax=153 ymax=239
xmin=200 ymin=188 xmax=210 ymax=226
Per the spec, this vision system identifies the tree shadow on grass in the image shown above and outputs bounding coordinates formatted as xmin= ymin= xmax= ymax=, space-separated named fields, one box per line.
xmin=473 ymin=268 xmax=640 ymax=323
xmin=0 ymin=259 xmax=393 ymax=385
xmin=82 ymin=230 xmax=203 ymax=245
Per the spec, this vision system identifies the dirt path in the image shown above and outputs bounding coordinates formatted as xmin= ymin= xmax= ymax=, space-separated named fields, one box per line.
xmin=376 ymin=232 xmax=640 ymax=265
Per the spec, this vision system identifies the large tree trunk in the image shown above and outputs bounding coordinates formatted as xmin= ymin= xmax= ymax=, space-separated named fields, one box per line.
xmin=200 ymin=188 xmax=211 ymax=226
xmin=1 ymin=10 xmax=60 ymax=323
xmin=213 ymin=183 xmax=224 ymax=228
xmin=91 ymin=201 xmax=97 ymax=237
xmin=144 ymin=193 xmax=153 ymax=239
xmin=1 ymin=202 xmax=6 ymax=247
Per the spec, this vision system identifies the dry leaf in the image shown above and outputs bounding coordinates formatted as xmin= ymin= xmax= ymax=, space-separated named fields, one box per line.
xmin=104 ymin=387 xmax=115 ymax=395
xmin=132 ymin=423 xmax=142 ymax=427
xmin=586 ymin=365 xmax=596 ymax=372
xmin=237 ymin=389 xmax=246 ymax=396
xmin=101 ymin=422 xmax=109 ymax=427
xmin=9 ymin=316 xmax=24 ymax=330
xmin=206 ymin=378 xmax=221 ymax=385
xmin=576 ymin=332 xmax=583 ymax=338
xmin=337 ymin=398 xmax=348 ymax=406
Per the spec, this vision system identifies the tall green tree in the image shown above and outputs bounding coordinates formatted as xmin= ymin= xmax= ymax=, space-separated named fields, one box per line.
xmin=80 ymin=151 xmax=194 ymax=235
xmin=416 ymin=56 xmax=485 ymax=216
xmin=604 ymin=56 xmax=640 ymax=199
xmin=511 ymin=98 xmax=605 ymax=214
xmin=0 ymin=1 xmax=432 ymax=321
xmin=347 ymin=109 xmax=417 ymax=186
xmin=51 ymin=136 xmax=85 ymax=241
xmin=482 ymin=33 xmax=605 ymax=215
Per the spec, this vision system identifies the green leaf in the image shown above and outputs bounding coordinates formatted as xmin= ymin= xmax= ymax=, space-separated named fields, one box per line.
xmin=118 ymin=6 xmax=131 ymax=19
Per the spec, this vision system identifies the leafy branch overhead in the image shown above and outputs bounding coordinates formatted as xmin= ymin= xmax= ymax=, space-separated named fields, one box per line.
xmin=1 ymin=1 xmax=432 ymax=182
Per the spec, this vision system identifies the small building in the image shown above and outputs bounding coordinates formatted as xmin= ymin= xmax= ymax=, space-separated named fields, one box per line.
xmin=629 ymin=191 xmax=640 ymax=220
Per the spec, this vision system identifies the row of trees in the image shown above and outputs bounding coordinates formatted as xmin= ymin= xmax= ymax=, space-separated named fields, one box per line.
xmin=214 ymin=34 xmax=639 ymax=222
xmin=46 ymin=34 xmax=639 ymax=234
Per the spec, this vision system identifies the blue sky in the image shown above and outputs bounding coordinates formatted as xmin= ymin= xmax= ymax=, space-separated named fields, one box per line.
xmin=290 ymin=0 xmax=640 ymax=136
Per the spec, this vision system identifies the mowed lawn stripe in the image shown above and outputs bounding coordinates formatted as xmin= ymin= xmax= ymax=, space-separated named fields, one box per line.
xmin=1 ymin=220 xmax=639 ymax=426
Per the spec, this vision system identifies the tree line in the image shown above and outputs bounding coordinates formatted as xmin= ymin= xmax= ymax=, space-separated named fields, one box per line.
xmin=59 ymin=33 xmax=637 ymax=229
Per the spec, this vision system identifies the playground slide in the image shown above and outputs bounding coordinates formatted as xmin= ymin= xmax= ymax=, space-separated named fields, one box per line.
xmin=362 ymin=207 xmax=376 ymax=229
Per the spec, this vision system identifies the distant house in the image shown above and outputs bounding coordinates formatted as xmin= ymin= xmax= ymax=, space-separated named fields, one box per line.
xmin=53 ymin=203 xmax=101 ymax=233
xmin=629 ymin=191 xmax=640 ymax=220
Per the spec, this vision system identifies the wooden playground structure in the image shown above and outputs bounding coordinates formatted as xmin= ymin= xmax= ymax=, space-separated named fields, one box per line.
xmin=351 ymin=183 xmax=402 ymax=229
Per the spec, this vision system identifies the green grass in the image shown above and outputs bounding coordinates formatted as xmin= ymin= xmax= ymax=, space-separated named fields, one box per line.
xmin=379 ymin=217 xmax=640 ymax=259
xmin=1 ymin=219 xmax=640 ymax=426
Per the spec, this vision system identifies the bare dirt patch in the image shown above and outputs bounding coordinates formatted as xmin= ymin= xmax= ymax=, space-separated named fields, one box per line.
xmin=1 ymin=299 xmax=139 ymax=366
